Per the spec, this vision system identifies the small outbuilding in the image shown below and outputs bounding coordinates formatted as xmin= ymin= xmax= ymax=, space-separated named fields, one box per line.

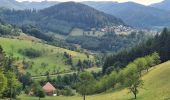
xmin=42 ymin=82 xmax=56 ymax=96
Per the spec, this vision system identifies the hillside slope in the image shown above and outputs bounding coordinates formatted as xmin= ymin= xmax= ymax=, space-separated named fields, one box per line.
xmin=20 ymin=61 xmax=170 ymax=100
xmin=0 ymin=36 xmax=94 ymax=76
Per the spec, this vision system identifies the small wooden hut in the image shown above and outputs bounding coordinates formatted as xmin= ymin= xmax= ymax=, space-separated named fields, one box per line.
xmin=42 ymin=82 xmax=56 ymax=96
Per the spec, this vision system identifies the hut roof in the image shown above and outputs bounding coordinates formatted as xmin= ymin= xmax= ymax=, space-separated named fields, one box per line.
xmin=42 ymin=82 xmax=56 ymax=93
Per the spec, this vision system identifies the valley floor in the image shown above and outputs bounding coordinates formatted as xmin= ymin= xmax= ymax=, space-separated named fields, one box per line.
xmin=19 ymin=61 xmax=170 ymax=100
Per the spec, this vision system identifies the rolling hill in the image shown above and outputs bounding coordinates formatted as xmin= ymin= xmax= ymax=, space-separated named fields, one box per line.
xmin=84 ymin=1 xmax=170 ymax=29
xmin=19 ymin=61 xmax=170 ymax=100
xmin=151 ymin=0 xmax=170 ymax=11
xmin=39 ymin=2 xmax=124 ymax=34
xmin=0 ymin=36 xmax=95 ymax=76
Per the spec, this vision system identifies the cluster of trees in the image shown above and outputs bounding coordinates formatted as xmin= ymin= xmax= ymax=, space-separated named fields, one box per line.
xmin=0 ymin=45 xmax=47 ymax=99
xmin=63 ymin=52 xmax=73 ymax=66
xmin=18 ymin=48 xmax=42 ymax=58
xmin=63 ymin=52 xmax=95 ymax=71
xmin=0 ymin=20 xmax=21 ymax=36
xmin=66 ymin=31 xmax=147 ymax=52
xmin=76 ymin=52 xmax=160 ymax=100
xmin=75 ymin=59 xmax=94 ymax=71
xmin=25 ymin=81 xmax=45 ymax=100
xmin=103 ymin=28 xmax=170 ymax=74
xmin=45 ymin=73 xmax=78 ymax=89
xmin=76 ymin=72 xmax=95 ymax=100
xmin=0 ymin=46 xmax=22 ymax=99
xmin=21 ymin=25 xmax=54 ymax=42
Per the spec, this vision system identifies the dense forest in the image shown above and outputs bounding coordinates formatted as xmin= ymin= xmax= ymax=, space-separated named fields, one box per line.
xmin=103 ymin=28 xmax=170 ymax=74
xmin=66 ymin=31 xmax=147 ymax=52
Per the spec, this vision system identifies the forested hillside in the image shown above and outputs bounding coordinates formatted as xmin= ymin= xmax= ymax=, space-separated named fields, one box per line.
xmin=40 ymin=2 xmax=124 ymax=34
xmin=66 ymin=31 xmax=147 ymax=52
xmin=103 ymin=28 xmax=170 ymax=74
xmin=0 ymin=2 xmax=124 ymax=35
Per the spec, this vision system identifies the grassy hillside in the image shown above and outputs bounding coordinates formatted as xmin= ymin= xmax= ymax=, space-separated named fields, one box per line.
xmin=19 ymin=61 xmax=170 ymax=100
xmin=0 ymin=37 xmax=94 ymax=76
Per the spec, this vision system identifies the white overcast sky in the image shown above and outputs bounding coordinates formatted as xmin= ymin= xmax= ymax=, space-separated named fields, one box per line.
xmin=16 ymin=0 xmax=164 ymax=5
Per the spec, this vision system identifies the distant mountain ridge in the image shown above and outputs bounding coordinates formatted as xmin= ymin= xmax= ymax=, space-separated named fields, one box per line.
xmin=151 ymin=0 xmax=170 ymax=11
xmin=0 ymin=0 xmax=58 ymax=10
xmin=84 ymin=1 xmax=170 ymax=29
xmin=0 ymin=0 xmax=21 ymax=9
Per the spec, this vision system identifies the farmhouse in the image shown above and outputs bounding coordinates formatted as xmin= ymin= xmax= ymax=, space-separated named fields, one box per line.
xmin=42 ymin=82 xmax=56 ymax=96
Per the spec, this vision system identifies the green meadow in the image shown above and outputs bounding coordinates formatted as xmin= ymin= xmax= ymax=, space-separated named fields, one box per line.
xmin=19 ymin=61 xmax=170 ymax=100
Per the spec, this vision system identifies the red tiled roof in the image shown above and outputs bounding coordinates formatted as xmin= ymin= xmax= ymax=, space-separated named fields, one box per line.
xmin=42 ymin=82 xmax=56 ymax=93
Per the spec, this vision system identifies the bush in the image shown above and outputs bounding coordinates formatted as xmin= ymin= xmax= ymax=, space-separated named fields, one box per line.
xmin=57 ymin=87 xmax=75 ymax=96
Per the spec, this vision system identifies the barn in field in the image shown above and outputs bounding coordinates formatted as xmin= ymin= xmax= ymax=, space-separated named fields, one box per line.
xmin=42 ymin=82 xmax=56 ymax=96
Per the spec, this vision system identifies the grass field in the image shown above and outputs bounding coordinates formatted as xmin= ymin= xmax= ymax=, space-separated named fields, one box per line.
xmin=0 ymin=36 xmax=95 ymax=76
xmin=19 ymin=61 xmax=170 ymax=100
